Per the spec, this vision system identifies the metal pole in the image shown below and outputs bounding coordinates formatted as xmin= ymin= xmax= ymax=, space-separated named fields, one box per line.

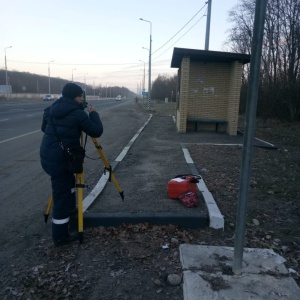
xmin=142 ymin=48 xmax=149 ymax=103
xmin=140 ymin=18 xmax=152 ymax=109
xmin=205 ymin=0 xmax=212 ymax=50
xmin=5 ymin=53 xmax=7 ymax=86
xmin=143 ymin=63 xmax=145 ymax=103
xmin=149 ymin=24 xmax=152 ymax=109
xmin=4 ymin=46 xmax=12 ymax=100
xmin=84 ymin=73 xmax=88 ymax=92
xmin=72 ymin=68 xmax=76 ymax=82
xmin=5 ymin=51 xmax=8 ymax=99
xmin=143 ymin=63 xmax=145 ymax=95
xmin=139 ymin=60 xmax=146 ymax=99
xmin=232 ymin=0 xmax=268 ymax=275
xmin=48 ymin=60 xmax=54 ymax=94
xmin=48 ymin=63 xmax=50 ymax=94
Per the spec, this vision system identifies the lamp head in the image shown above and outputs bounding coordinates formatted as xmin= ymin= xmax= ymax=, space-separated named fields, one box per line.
xmin=4 ymin=46 xmax=12 ymax=52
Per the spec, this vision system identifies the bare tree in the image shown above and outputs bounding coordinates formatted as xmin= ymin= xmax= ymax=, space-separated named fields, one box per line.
xmin=0 ymin=69 xmax=135 ymax=99
xmin=226 ymin=0 xmax=300 ymax=120
xmin=151 ymin=74 xmax=177 ymax=101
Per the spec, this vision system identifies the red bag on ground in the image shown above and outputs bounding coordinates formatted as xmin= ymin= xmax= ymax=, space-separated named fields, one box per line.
xmin=178 ymin=192 xmax=199 ymax=208
xmin=167 ymin=175 xmax=201 ymax=200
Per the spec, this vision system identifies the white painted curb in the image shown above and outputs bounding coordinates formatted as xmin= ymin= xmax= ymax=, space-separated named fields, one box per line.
xmin=181 ymin=145 xmax=224 ymax=229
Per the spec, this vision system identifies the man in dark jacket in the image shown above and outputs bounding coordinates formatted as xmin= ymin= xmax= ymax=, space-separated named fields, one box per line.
xmin=40 ymin=83 xmax=103 ymax=246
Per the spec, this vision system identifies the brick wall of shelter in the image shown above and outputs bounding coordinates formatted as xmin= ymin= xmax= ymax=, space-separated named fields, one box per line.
xmin=188 ymin=62 xmax=229 ymax=120
xmin=227 ymin=61 xmax=242 ymax=135
xmin=186 ymin=61 xmax=242 ymax=135
xmin=176 ymin=69 xmax=181 ymax=110
xmin=176 ymin=57 xmax=190 ymax=133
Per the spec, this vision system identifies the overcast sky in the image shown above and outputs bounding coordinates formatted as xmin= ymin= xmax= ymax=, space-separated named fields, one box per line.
xmin=1 ymin=0 xmax=239 ymax=92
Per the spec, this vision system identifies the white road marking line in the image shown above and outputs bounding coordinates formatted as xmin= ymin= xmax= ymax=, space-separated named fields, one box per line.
xmin=0 ymin=130 xmax=41 ymax=144
xmin=115 ymin=114 xmax=152 ymax=162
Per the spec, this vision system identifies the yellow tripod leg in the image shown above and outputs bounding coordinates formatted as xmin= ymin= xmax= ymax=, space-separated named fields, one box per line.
xmin=91 ymin=137 xmax=124 ymax=201
xmin=74 ymin=132 xmax=86 ymax=244
xmin=76 ymin=171 xmax=85 ymax=244
xmin=44 ymin=194 xmax=53 ymax=223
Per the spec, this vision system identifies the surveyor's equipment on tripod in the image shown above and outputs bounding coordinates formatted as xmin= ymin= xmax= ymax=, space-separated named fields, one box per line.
xmin=44 ymin=135 xmax=124 ymax=244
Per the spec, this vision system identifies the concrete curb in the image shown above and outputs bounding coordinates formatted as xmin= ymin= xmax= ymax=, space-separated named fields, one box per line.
xmin=237 ymin=129 xmax=277 ymax=149
xmin=181 ymin=143 xmax=224 ymax=229
xmin=83 ymin=212 xmax=208 ymax=228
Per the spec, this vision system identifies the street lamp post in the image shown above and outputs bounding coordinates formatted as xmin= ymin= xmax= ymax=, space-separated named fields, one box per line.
xmin=48 ymin=60 xmax=54 ymax=94
xmin=84 ymin=73 xmax=88 ymax=92
xmin=140 ymin=18 xmax=152 ymax=110
xmin=142 ymin=48 xmax=149 ymax=103
xmin=139 ymin=59 xmax=146 ymax=102
xmin=4 ymin=46 xmax=12 ymax=100
xmin=72 ymin=68 xmax=76 ymax=82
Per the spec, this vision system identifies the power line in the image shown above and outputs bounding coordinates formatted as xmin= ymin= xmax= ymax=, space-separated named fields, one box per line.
xmin=7 ymin=60 xmax=140 ymax=66
xmin=153 ymin=10 xmax=207 ymax=62
xmin=152 ymin=2 xmax=207 ymax=55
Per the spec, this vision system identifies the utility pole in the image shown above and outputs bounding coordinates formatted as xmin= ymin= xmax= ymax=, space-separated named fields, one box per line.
xmin=232 ymin=0 xmax=268 ymax=275
xmin=139 ymin=60 xmax=146 ymax=101
xmin=72 ymin=68 xmax=76 ymax=82
xmin=4 ymin=46 xmax=12 ymax=100
xmin=48 ymin=60 xmax=54 ymax=94
xmin=205 ymin=0 xmax=212 ymax=50
xmin=140 ymin=18 xmax=152 ymax=110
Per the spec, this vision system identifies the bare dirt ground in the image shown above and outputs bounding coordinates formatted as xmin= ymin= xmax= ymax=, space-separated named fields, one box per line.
xmin=0 ymin=105 xmax=299 ymax=299
xmin=188 ymin=117 xmax=300 ymax=287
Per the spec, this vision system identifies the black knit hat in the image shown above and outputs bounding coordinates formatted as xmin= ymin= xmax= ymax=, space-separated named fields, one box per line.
xmin=62 ymin=83 xmax=83 ymax=99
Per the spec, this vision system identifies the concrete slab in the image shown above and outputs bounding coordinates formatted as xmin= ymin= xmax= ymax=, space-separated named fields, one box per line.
xmin=180 ymin=244 xmax=300 ymax=300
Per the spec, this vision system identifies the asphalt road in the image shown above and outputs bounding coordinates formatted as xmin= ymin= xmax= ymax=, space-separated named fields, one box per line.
xmin=0 ymin=98 xmax=148 ymax=258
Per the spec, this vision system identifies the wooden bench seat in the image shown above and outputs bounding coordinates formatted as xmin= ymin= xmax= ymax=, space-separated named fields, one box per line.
xmin=187 ymin=118 xmax=228 ymax=133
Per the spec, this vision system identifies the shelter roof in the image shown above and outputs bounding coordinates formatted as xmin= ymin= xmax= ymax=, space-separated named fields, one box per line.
xmin=171 ymin=47 xmax=251 ymax=68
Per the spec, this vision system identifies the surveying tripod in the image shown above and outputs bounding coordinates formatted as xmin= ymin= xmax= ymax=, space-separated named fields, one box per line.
xmin=44 ymin=135 xmax=124 ymax=244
